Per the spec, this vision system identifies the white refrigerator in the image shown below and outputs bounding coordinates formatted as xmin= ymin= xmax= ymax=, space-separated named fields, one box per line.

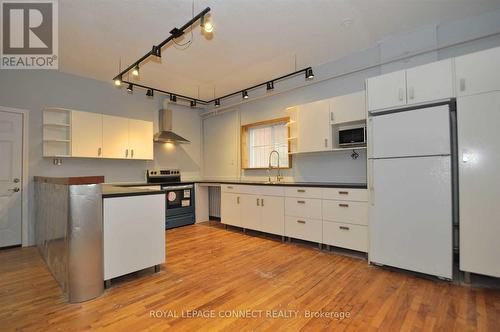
xmin=368 ymin=103 xmax=454 ymax=279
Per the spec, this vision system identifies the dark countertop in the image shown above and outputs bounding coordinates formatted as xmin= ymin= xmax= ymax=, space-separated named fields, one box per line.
xmin=198 ymin=180 xmax=367 ymax=189
xmin=113 ymin=180 xmax=367 ymax=189
xmin=101 ymin=184 xmax=166 ymax=198
xmin=35 ymin=176 xmax=105 ymax=185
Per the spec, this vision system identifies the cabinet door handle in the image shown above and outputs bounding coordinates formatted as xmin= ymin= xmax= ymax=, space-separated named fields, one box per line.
xmin=227 ymin=186 xmax=233 ymax=189
xmin=98 ymin=147 xmax=102 ymax=156
xmin=297 ymin=220 xmax=306 ymax=224
xmin=131 ymin=149 xmax=134 ymax=158
xmin=324 ymin=138 xmax=328 ymax=148
xmin=330 ymin=112 xmax=334 ymax=121
xmin=409 ymin=87 xmax=414 ymax=100
xmin=125 ymin=149 xmax=129 ymax=157
xmin=339 ymin=226 xmax=350 ymax=230
xmin=261 ymin=198 xmax=264 ymax=207
xmin=256 ymin=198 xmax=260 ymax=206
xmin=237 ymin=196 xmax=240 ymax=204
xmin=297 ymin=200 xmax=305 ymax=204
xmin=398 ymin=88 xmax=404 ymax=101
xmin=297 ymin=189 xmax=305 ymax=193
xmin=339 ymin=203 xmax=349 ymax=208
xmin=338 ymin=191 xmax=349 ymax=195
xmin=460 ymin=78 xmax=466 ymax=92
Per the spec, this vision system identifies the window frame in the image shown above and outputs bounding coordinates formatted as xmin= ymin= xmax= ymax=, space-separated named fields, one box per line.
xmin=241 ymin=116 xmax=292 ymax=170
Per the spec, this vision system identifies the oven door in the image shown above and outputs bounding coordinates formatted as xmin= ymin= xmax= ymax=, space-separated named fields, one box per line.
xmin=164 ymin=184 xmax=193 ymax=209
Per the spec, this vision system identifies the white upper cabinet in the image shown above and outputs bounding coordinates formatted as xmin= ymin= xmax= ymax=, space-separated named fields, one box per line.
xmin=71 ymin=110 xmax=103 ymax=158
xmin=330 ymin=91 xmax=366 ymax=124
xmin=128 ymin=119 xmax=154 ymax=160
xmin=102 ymin=115 xmax=130 ymax=159
xmin=406 ymin=59 xmax=454 ymax=105
xmin=297 ymin=99 xmax=332 ymax=152
xmin=367 ymin=58 xmax=455 ymax=111
xmin=366 ymin=71 xmax=406 ymax=111
xmin=455 ymin=47 xmax=500 ymax=97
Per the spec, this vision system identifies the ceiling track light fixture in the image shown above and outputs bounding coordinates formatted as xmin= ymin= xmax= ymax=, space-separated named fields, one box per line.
xmin=242 ymin=90 xmax=249 ymax=99
xmin=113 ymin=7 xmax=211 ymax=82
xmin=146 ymin=89 xmax=154 ymax=97
xmin=132 ymin=64 xmax=140 ymax=76
xmin=127 ymin=83 xmax=133 ymax=93
xmin=190 ymin=100 xmax=197 ymax=108
xmin=170 ymin=94 xmax=177 ymax=102
xmin=215 ymin=99 xmax=221 ymax=107
xmin=266 ymin=81 xmax=274 ymax=91
xmin=114 ymin=75 xmax=122 ymax=86
xmin=305 ymin=67 xmax=314 ymax=80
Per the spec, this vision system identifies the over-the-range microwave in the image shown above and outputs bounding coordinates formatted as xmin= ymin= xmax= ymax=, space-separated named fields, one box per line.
xmin=337 ymin=124 xmax=366 ymax=147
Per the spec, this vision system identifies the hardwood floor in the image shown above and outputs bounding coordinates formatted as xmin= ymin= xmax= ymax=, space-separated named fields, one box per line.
xmin=1 ymin=221 xmax=499 ymax=331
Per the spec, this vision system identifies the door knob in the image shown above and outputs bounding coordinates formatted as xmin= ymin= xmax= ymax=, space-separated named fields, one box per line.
xmin=9 ymin=188 xmax=20 ymax=193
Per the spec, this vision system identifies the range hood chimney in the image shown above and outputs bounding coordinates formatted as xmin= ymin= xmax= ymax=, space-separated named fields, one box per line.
xmin=154 ymin=109 xmax=190 ymax=144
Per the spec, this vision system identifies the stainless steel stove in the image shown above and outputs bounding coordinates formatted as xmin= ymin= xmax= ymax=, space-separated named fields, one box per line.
xmin=146 ymin=169 xmax=195 ymax=229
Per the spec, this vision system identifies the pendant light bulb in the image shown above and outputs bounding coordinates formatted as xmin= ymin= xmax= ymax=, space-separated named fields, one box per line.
xmin=114 ymin=78 xmax=121 ymax=86
xmin=203 ymin=21 xmax=214 ymax=33
xmin=132 ymin=65 xmax=139 ymax=76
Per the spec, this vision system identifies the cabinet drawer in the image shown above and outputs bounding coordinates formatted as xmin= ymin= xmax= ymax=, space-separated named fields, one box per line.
xmin=285 ymin=197 xmax=322 ymax=219
xmin=285 ymin=216 xmax=322 ymax=243
xmin=221 ymin=184 xmax=241 ymax=193
xmin=323 ymin=221 xmax=368 ymax=252
xmin=285 ymin=187 xmax=322 ymax=199
xmin=322 ymin=188 xmax=367 ymax=201
xmin=322 ymin=200 xmax=368 ymax=225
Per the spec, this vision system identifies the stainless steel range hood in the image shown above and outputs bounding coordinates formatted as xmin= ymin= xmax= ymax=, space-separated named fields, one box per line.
xmin=154 ymin=109 xmax=190 ymax=144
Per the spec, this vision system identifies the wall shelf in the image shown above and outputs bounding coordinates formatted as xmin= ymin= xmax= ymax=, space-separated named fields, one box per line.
xmin=43 ymin=108 xmax=72 ymax=157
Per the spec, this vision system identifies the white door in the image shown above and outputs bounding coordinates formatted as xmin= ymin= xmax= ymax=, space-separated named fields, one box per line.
xmin=0 ymin=111 xmax=23 ymax=247
xmin=369 ymin=156 xmax=453 ymax=279
xmin=366 ymin=70 xmax=406 ymax=111
xmin=71 ymin=110 xmax=103 ymax=158
xmin=221 ymin=193 xmax=241 ymax=227
xmin=406 ymin=59 xmax=454 ymax=105
xmin=260 ymin=195 xmax=284 ymax=236
xmin=297 ymin=100 xmax=331 ymax=152
xmin=458 ymin=92 xmax=500 ymax=278
xmin=128 ymin=119 xmax=153 ymax=160
xmin=102 ymin=115 xmax=129 ymax=159
xmin=369 ymin=105 xmax=451 ymax=159
xmin=455 ymin=46 xmax=500 ymax=97
xmin=330 ymin=91 xmax=366 ymax=124
xmin=240 ymin=194 xmax=260 ymax=230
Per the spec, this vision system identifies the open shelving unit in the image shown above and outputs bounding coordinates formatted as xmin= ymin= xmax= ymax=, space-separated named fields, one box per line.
xmin=43 ymin=108 xmax=72 ymax=157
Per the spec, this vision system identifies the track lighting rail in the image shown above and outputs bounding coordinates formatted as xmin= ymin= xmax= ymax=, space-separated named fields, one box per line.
xmin=113 ymin=6 xmax=314 ymax=107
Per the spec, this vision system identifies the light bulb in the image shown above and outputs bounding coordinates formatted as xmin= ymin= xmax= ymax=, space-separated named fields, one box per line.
xmin=132 ymin=65 xmax=139 ymax=76
xmin=203 ymin=21 xmax=214 ymax=33
xmin=114 ymin=79 xmax=121 ymax=86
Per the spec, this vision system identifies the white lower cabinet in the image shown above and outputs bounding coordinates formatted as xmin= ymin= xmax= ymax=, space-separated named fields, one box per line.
xmin=221 ymin=192 xmax=241 ymax=227
xmin=260 ymin=195 xmax=284 ymax=235
xmin=323 ymin=221 xmax=368 ymax=252
xmin=285 ymin=216 xmax=322 ymax=243
xmin=221 ymin=184 xmax=368 ymax=252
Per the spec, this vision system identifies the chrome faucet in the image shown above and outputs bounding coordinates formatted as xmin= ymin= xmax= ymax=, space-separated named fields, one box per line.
xmin=268 ymin=150 xmax=283 ymax=183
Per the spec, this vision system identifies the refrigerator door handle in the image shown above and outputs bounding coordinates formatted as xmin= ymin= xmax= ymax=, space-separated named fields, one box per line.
xmin=369 ymin=159 xmax=375 ymax=206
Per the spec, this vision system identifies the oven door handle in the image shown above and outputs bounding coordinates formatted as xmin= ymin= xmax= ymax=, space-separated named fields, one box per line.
xmin=163 ymin=184 xmax=194 ymax=190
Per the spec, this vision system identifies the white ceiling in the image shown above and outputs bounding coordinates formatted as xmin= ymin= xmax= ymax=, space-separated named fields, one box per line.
xmin=59 ymin=0 xmax=500 ymax=100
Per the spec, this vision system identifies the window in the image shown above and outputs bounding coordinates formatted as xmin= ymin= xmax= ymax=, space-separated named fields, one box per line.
xmin=241 ymin=117 xmax=291 ymax=169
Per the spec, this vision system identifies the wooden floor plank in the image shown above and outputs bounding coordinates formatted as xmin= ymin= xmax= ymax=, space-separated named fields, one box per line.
xmin=0 ymin=221 xmax=499 ymax=331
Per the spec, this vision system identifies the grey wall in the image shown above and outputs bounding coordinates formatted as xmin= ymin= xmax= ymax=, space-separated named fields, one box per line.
xmin=0 ymin=70 xmax=202 ymax=244
xmin=201 ymin=9 xmax=500 ymax=183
